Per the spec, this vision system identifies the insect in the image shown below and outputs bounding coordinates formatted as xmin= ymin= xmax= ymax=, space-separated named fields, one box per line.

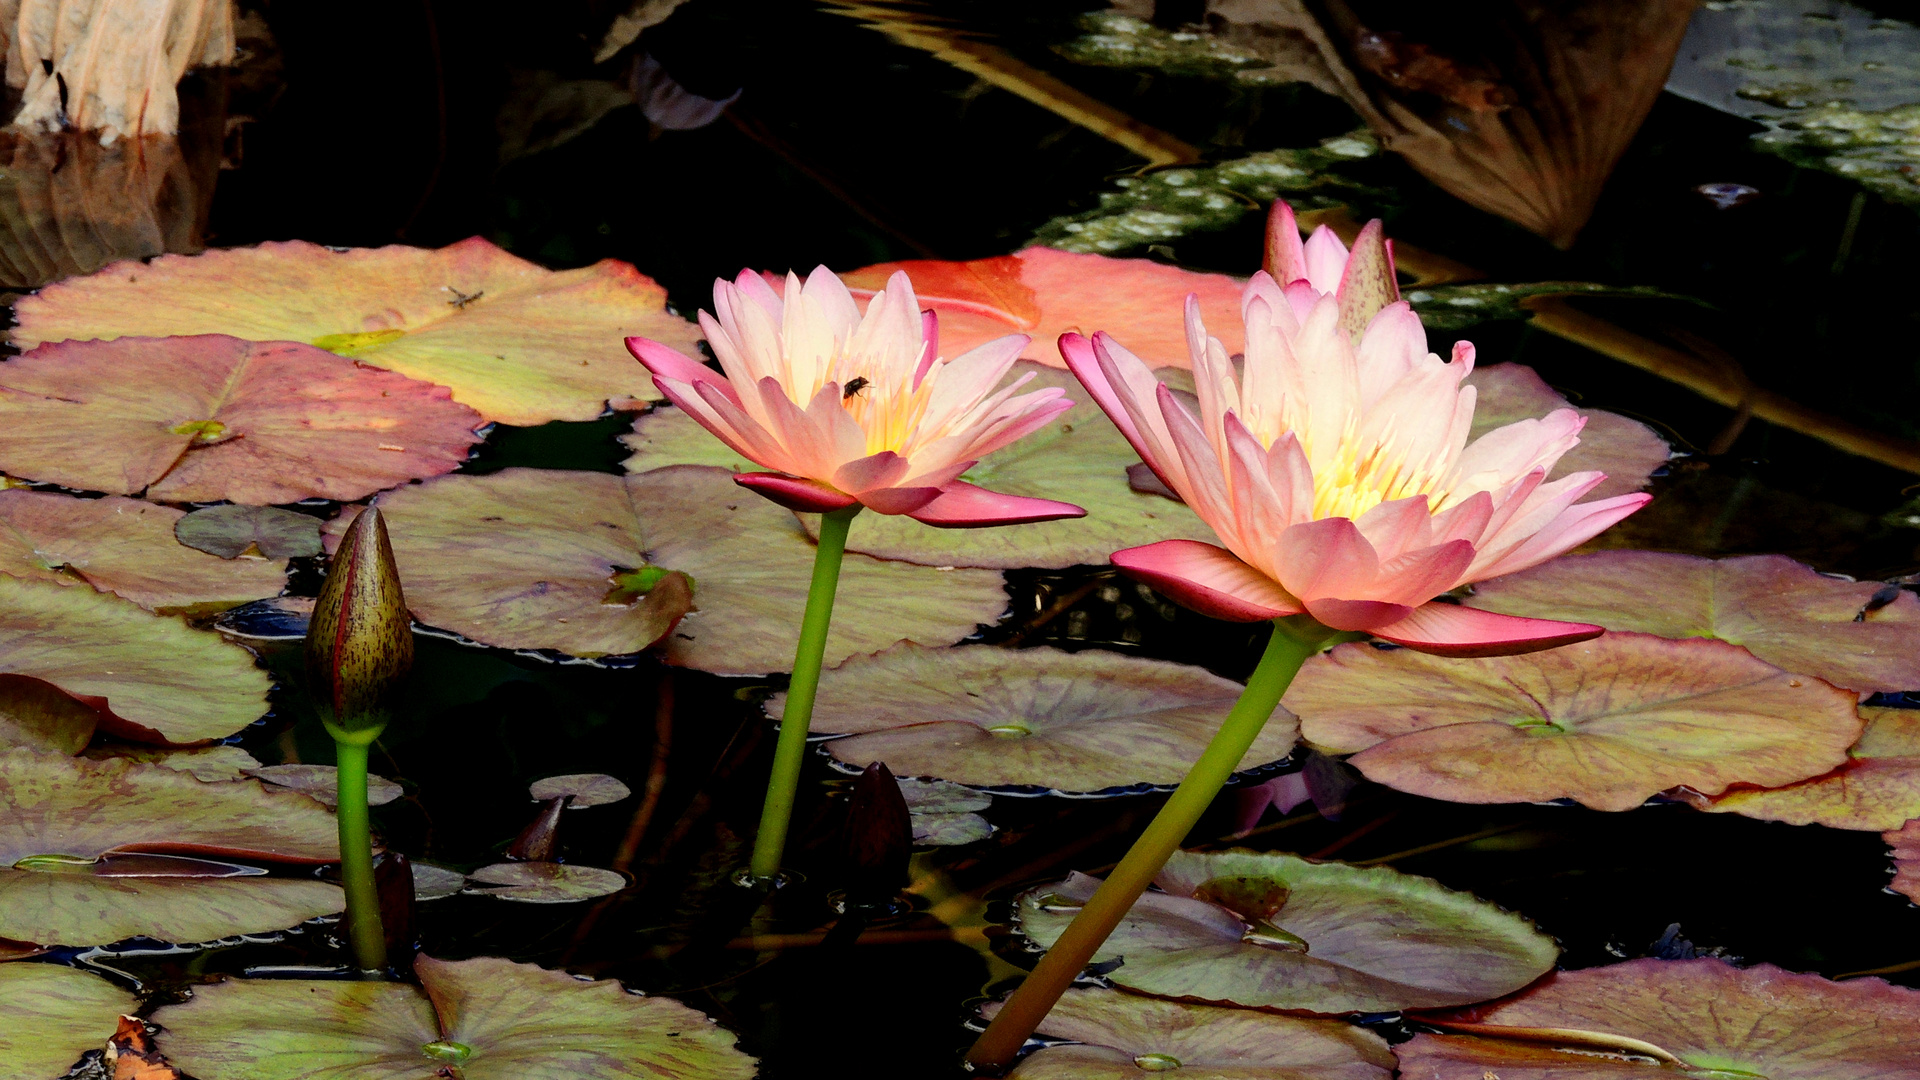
xmin=842 ymin=377 xmax=870 ymax=399
xmin=444 ymin=287 xmax=484 ymax=309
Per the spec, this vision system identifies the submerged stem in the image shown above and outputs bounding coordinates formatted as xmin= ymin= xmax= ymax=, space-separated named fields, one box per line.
xmin=965 ymin=616 xmax=1341 ymax=1072
xmin=329 ymin=723 xmax=388 ymax=972
xmin=748 ymin=505 xmax=861 ymax=883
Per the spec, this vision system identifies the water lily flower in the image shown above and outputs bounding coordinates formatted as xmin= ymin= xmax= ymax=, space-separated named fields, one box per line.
xmin=624 ymin=266 xmax=1084 ymax=527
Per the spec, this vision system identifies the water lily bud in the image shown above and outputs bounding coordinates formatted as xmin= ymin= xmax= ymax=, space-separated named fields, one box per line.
xmin=306 ymin=506 xmax=413 ymax=728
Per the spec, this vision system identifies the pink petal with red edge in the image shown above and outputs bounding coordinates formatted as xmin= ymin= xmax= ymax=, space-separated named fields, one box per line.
xmin=1305 ymin=598 xmax=1415 ymax=632
xmin=1264 ymin=200 xmax=1307 ymax=285
xmin=1111 ymin=540 xmax=1302 ymax=622
xmin=626 ymin=337 xmax=735 ymax=401
xmin=907 ymin=482 xmax=1086 ymax=528
xmin=735 ymin=472 xmax=859 ymax=513
xmin=1371 ymin=603 xmax=1605 ymax=657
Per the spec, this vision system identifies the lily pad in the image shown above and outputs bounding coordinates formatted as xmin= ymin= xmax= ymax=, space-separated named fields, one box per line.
xmin=1683 ymin=707 xmax=1920 ymax=831
xmin=346 ymin=466 xmax=1008 ymax=674
xmin=0 ymin=335 xmax=484 ymax=504
xmin=0 ymin=673 xmax=101 ymax=753
xmin=1463 ymin=364 xmax=1670 ymax=502
xmin=529 ymin=773 xmax=631 ymax=807
xmin=1395 ymin=958 xmax=1920 ymax=1078
xmin=1464 ymin=552 xmax=1920 ymax=692
xmin=898 ymin=777 xmax=993 ymax=846
xmin=0 ymin=491 xmax=288 ymax=614
xmin=983 ymin=987 xmax=1395 ymax=1079
xmin=84 ymin=743 xmax=264 ymax=782
xmin=152 ymin=954 xmax=756 ymax=1080
xmin=0 ymin=963 xmax=138 ymax=1080
xmin=11 ymin=238 xmax=704 ymax=426
xmin=1886 ymin=818 xmax=1920 ymax=904
xmin=789 ymin=643 xmax=1295 ymax=793
xmin=243 ymin=764 xmax=404 ymax=809
xmin=175 ymin=504 xmax=324 ymax=560
xmin=1292 ymin=634 xmax=1862 ymax=812
xmin=413 ymin=862 xmax=468 ymax=901
xmin=1017 ymin=849 xmax=1559 ymax=1013
xmin=624 ymin=364 xmax=1217 ymax=569
xmin=0 ymin=574 xmax=271 ymax=745
xmin=911 ymin=812 xmax=993 ymax=847
xmin=467 ymin=862 xmax=627 ymax=903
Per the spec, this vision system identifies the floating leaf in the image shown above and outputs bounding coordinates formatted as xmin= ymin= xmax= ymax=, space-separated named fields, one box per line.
xmin=0 ymin=673 xmax=100 ymax=753
xmin=1463 ymin=364 xmax=1669 ymax=502
xmin=1017 ymin=849 xmax=1558 ymax=1013
xmin=1886 ymin=818 xmax=1920 ymax=904
xmin=1682 ymin=707 xmax=1920 ymax=831
xmin=528 ymin=773 xmax=632 ymax=807
xmin=898 ymin=777 xmax=993 ymax=846
xmin=0 ymin=964 xmax=137 ymax=1080
xmin=1410 ymin=282 xmax=1701 ymax=332
xmin=0 ymin=491 xmax=286 ymax=614
xmin=84 ymin=744 xmax=263 ymax=783
xmin=1465 ymin=552 xmax=1920 ymax=692
xmin=0 ymin=574 xmax=271 ymax=745
xmin=243 ymin=765 xmax=404 ymax=809
xmin=174 ymin=505 xmax=324 ymax=560
xmin=345 ymin=466 xmax=1007 ymax=674
xmin=791 ymin=643 xmax=1294 ymax=793
xmin=11 ymin=238 xmax=704 ymax=426
xmin=152 ymin=954 xmax=756 ymax=1080
xmin=465 ymin=862 xmax=627 ymax=903
xmin=412 ymin=862 xmax=468 ymax=902
xmin=0 ymin=336 xmax=483 ymax=504
xmin=983 ymin=987 xmax=1395 ymax=1079
xmin=1396 ymin=958 xmax=1920 ymax=1077
xmin=1292 ymin=634 xmax=1862 ymax=811
xmin=624 ymin=364 xmax=1217 ymax=569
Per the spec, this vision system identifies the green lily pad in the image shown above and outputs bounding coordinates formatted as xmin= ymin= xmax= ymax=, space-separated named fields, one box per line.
xmin=1464 ymin=552 xmax=1920 ymax=692
xmin=624 ymin=363 xmax=1217 ymax=569
xmin=0 ymin=335 xmax=484 ymax=504
xmin=1292 ymin=634 xmax=1863 ymax=812
xmin=243 ymin=764 xmax=404 ymax=809
xmin=0 ymin=673 xmax=101 ymax=753
xmin=1462 ymin=364 xmax=1669 ymax=502
xmin=348 ymin=466 xmax=1008 ymax=674
xmin=1395 ymin=958 xmax=1920 ymax=1078
xmin=83 ymin=743 xmax=264 ymax=782
xmin=1682 ymin=707 xmax=1920 ymax=831
xmin=466 ymin=862 xmax=627 ymax=903
xmin=0 ymin=963 xmax=138 ymax=1079
xmin=982 ymin=987 xmax=1395 ymax=1079
xmin=0 ymin=574 xmax=271 ymax=745
xmin=789 ymin=643 xmax=1294 ymax=793
xmin=0 ymin=491 xmax=288 ymax=614
xmin=0 ymin=748 xmax=343 ymax=944
xmin=152 ymin=954 xmax=757 ymax=1080
xmin=175 ymin=504 xmax=324 ymax=560
xmin=529 ymin=773 xmax=631 ymax=807
xmin=11 ymin=238 xmax=704 ymax=426
xmin=1017 ymin=849 xmax=1559 ymax=1013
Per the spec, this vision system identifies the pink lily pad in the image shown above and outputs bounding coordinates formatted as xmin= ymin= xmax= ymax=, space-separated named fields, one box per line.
xmin=1463 ymin=364 xmax=1670 ymax=501
xmin=1464 ymin=551 xmax=1920 ymax=692
xmin=466 ymin=861 xmax=627 ymax=903
xmin=0 ymin=335 xmax=483 ymax=504
xmin=1682 ymin=707 xmax=1920 ymax=831
xmin=1396 ymin=958 xmax=1920 ymax=1077
xmin=0 ymin=964 xmax=138 ymax=1080
xmin=1291 ymin=634 xmax=1863 ymax=811
xmin=0 ymin=490 xmax=286 ymax=614
xmin=10 ymin=237 xmax=704 ymax=426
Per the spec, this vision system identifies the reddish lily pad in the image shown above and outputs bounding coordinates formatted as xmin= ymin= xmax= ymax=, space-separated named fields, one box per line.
xmin=151 ymin=953 xmax=757 ymax=1080
xmin=0 ymin=491 xmax=287 ymax=614
xmin=174 ymin=504 xmax=324 ymax=560
xmin=0 ymin=964 xmax=138 ymax=1080
xmin=790 ymin=643 xmax=1295 ymax=793
xmin=346 ymin=466 xmax=1007 ymax=674
xmin=0 ymin=574 xmax=271 ymax=745
xmin=1683 ymin=707 xmax=1920 ymax=831
xmin=983 ymin=987 xmax=1395 ymax=1079
xmin=1463 ymin=364 xmax=1670 ymax=501
xmin=466 ymin=862 xmax=627 ymax=903
xmin=11 ymin=238 xmax=704 ymax=426
xmin=1396 ymin=958 xmax=1920 ymax=1078
xmin=1017 ymin=849 xmax=1559 ymax=1013
xmin=1292 ymin=634 xmax=1862 ymax=811
xmin=1887 ymin=818 xmax=1920 ymax=904
xmin=243 ymin=765 xmax=404 ymax=809
xmin=0 ymin=335 xmax=484 ymax=504
xmin=624 ymin=364 xmax=1217 ymax=569
xmin=1465 ymin=552 xmax=1920 ymax=693
xmin=0 ymin=673 xmax=101 ymax=753
xmin=528 ymin=773 xmax=631 ymax=807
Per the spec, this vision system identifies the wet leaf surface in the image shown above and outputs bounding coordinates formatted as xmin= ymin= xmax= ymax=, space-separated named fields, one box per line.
xmin=0 ymin=336 xmax=484 ymax=503
xmin=791 ymin=643 xmax=1295 ymax=793
xmin=1462 ymin=364 xmax=1670 ymax=502
xmin=0 ymin=673 xmax=101 ymax=753
xmin=1292 ymin=635 xmax=1862 ymax=811
xmin=528 ymin=773 xmax=632 ymax=806
xmin=1464 ymin=552 xmax=1920 ymax=692
xmin=1018 ymin=850 xmax=1559 ymax=1013
xmin=1685 ymin=707 xmax=1920 ymax=831
xmin=174 ymin=504 xmax=323 ymax=560
xmin=0 ymin=963 xmax=137 ymax=1079
xmin=346 ymin=466 xmax=1007 ymax=673
xmin=11 ymin=238 xmax=704 ymax=426
xmin=0 ymin=574 xmax=271 ymax=745
xmin=0 ymin=491 xmax=288 ymax=613
xmin=984 ymin=987 xmax=1395 ymax=1079
xmin=243 ymin=764 xmax=404 ymax=809
xmin=83 ymin=744 xmax=263 ymax=783
xmin=466 ymin=861 xmax=628 ymax=903
xmin=153 ymin=955 xmax=755 ymax=1080
xmin=1397 ymin=958 xmax=1920 ymax=1078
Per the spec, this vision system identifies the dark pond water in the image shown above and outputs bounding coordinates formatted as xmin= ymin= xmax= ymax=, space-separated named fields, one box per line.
xmin=10 ymin=1 xmax=1920 ymax=1077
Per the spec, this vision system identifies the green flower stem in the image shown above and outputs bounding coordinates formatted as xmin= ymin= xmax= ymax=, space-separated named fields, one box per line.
xmin=326 ymin=720 xmax=388 ymax=972
xmin=966 ymin=615 xmax=1344 ymax=1072
xmin=748 ymin=504 xmax=861 ymax=883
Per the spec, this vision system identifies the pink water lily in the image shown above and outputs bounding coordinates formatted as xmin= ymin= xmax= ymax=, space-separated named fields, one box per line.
xmin=627 ymin=266 xmax=1084 ymax=527
xmin=1061 ymin=204 xmax=1650 ymax=656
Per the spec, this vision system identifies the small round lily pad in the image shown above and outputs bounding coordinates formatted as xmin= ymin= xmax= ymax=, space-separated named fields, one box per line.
xmin=467 ymin=862 xmax=627 ymax=903
xmin=529 ymin=773 xmax=632 ymax=807
xmin=243 ymin=764 xmax=404 ymax=809
xmin=1017 ymin=849 xmax=1559 ymax=1013
xmin=1685 ymin=707 xmax=1920 ymax=831
xmin=412 ymin=862 xmax=468 ymax=901
xmin=789 ymin=643 xmax=1294 ymax=794
xmin=1465 ymin=551 xmax=1920 ymax=692
xmin=0 ymin=963 xmax=138 ymax=1080
xmin=983 ymin=987 xmax=1395 ymax=1079
xmin=1291 ymin=634 xmax=1863 ymax=811
xmin=175 ymin=504 xmax=324 ymax=560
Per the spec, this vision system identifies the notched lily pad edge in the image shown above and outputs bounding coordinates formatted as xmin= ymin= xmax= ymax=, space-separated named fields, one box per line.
xmin=817 ymin=741 xmax=1300 ymax=800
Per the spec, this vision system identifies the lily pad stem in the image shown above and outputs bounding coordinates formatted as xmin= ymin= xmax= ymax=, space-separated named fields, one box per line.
xmin=748 ymin=504 xmax=861 ymax=883
xmin=965 ymin=615 xmax=1346 ymax=1072
xmin=326 ymin=719 xmax=388 ymax=972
